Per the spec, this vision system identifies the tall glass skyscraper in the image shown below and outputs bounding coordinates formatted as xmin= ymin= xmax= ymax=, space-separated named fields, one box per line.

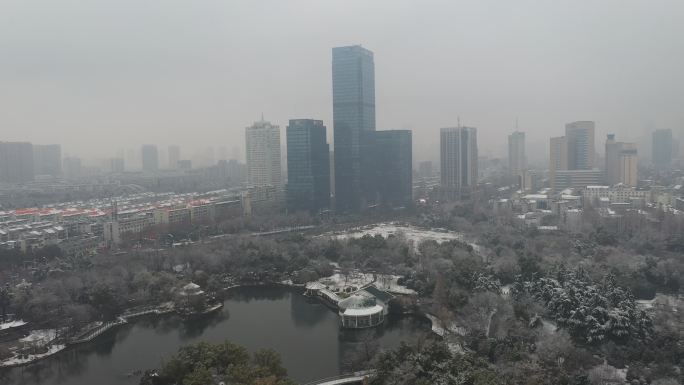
xmin=332 ymin=45 xmax=375 ymax=211
xmin=286 ymin=119 xmax=330 ymax=213
xmin=141 ymin=144 xmax=159 ymax=173
xmin=565 ymin=121 xmax=595 ymax=170
xmin=652 ymin=129 xmax=673 ymax=170
xmin=508 ymin=131 xmax=526 ymax=177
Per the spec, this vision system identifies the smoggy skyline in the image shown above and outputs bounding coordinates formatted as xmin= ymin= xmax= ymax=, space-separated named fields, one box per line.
xmin=1 ymin=0 xmax=683 ymax=165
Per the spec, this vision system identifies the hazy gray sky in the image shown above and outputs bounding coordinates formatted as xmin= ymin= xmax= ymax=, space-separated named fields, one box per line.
xmin=1 ymin=0 xmax=683 ymax=164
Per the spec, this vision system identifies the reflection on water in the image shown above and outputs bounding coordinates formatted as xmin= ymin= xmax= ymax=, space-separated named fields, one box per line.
xmin=1 ymin=286 xmax=431 ymax=385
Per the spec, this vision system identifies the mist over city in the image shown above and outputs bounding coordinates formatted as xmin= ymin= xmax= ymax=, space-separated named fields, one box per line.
xmin=0 ymin=2 xmax=682 ymax=385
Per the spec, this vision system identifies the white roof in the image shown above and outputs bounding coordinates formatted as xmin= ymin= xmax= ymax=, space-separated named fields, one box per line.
xmin=306 ymin=282 xmax=326 ymax=290
xmin=341 ymin=304 xmax=384 ymax=317
xmin=183 ymin=282 xmax=200 ymax=290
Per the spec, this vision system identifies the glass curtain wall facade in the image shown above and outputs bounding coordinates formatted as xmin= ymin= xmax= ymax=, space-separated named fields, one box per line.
xmin=332 ymin=45 xmax=375 ymax=212
xmin=373 ymin=130 xmax=412 ymax=207
xmin=286 ymin=119 xmax=330 ymax=213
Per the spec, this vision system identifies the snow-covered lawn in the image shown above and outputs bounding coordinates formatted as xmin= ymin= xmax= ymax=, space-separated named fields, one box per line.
xmin=322 ymin=222 xmax=481 ymax=253
xmin=319 ymin=272 xmax=374 ymax=291
xmin=374 ymin=274 xmax=417 ymax=295
xmin=0 ymin=344 xmax=65 ymax=367
xmin=0 ymin=319 xmax=27 ymax=331
xmin=636 ymin=293 xmax=682 ymax=311
xmin=19 ymin=329 xmax=56 ymax=344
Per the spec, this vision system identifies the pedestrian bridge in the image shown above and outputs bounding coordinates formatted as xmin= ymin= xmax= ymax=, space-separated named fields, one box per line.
xmin=302 ymin=370 xmax=372 ymax=385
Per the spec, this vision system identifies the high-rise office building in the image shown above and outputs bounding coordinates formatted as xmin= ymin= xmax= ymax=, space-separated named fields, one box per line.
xmin=605 ymin=134 xmax=638 ymax=187
xmin=418 ymin=161 xmax=433 ymax=179
xmin=227 ymin=159 xmax=246 ymax=184
xmin=552 ymin=169 xmax=604 ymax=192
xmin=565 ymin=121 xmax=595 ymax=170
xmin=62 ymin=156 xmax=82 ymax=180
xmin=605 ymin=134 xmax=619 ymax=183
xmin=141 ymin=145 xmax=159 ymax=173
xmin=33 ymin=144 xmax=62 ymax=177
xmin=549 ymin=136 xmax=568 ymax=192
xmin=0 ymin=142 xmax=34 ymax=183
xmin=373 ymin=130 xmax=413 ymax=207
xmin=168 ymin=145 xmax=181 ymax=170
xmin=440 ymin=127 xmax=478 ymax=199
xmin=245 ymin=119 xmax=282 ymax=189
xmin=508 ymin=131 xmax=526 ymax=177
xmin=332 ymin=45 xmax=376 ymax=211
xmin=286 ymin=119 xmax=330 ymax=213
xmin=178 ymin=159 xmax=192 ymax=170
xmin=618 ymin=145 xmax=638 ymax=187
xmin=110 ymin=157 xmax=125 ymax=173
xmin=652 ymin=129 xmax=673 ymax=170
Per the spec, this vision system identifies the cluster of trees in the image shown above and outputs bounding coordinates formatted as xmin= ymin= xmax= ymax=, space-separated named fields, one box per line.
xmin=139 ymin=340 xmax=295 ymax=385
xmin=513 ymin=268 xmax=653 ymax=344
xmin=2 ymin=227 xmax=423 ymax=329
xmin=371 ymin=341 xmax=499 ymax=385
xmin=1 ymin=197 xmax=680 ymax=383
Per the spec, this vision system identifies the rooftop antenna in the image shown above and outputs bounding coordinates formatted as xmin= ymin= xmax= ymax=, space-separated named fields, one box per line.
xmin=457 ymin=116 xmax=461 ymax=128
xmin=516 ymin=116 xmax=519 ymax=131
xmin=261 ymin=112 xmax=264 ymax=121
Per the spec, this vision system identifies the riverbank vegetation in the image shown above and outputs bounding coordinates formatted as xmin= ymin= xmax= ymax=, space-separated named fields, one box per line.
xmin=139 ymin=340 xmax=295 ymax=385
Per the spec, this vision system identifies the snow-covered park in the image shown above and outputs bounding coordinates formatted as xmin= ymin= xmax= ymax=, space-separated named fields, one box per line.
xmin=322 ymin=222 xmax=481 ymax=253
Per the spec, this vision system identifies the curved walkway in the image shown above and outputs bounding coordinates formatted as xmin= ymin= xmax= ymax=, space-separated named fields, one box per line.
xmin=302 ymin=370 xmax=372 ymax=385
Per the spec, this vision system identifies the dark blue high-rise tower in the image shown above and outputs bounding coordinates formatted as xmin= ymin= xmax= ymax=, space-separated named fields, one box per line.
xmin=332 ymin=45 xmax=375 ymax=212
xmin=286 ymin=119 xmax=330 ymax=213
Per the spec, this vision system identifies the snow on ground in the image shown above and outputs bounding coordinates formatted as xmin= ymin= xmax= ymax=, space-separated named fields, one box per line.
xmin=316 ymin=271 xmax=417 ymax=295
xmin=19 ymin=329 xmax=56 ymax=344
xmin=541 ymin=320 xmax=558 ymax=334
xmin=425 ymin=314 xmax=466 ymax=337
xmin=0 ymin=320 xmax=27 ymax=331
xmin=322 ymin=223 xmax=481 ymax=253
xmin=636 ymin=293 xmax=682 ymax=311
xmin=374 ymin=275 xmax=417 ymax=295
xmin=637 ymin=298 xmax=656 ymax=309
xmin=0 ymin=344 xmax=65 ymax=367
xmin=318 ymin=272 xmax=375 ymax=291
xmin=426 ymin=314 xmax=446 ymax=337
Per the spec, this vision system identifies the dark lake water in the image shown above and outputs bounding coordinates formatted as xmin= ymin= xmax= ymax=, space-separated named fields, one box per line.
xmin=1 ymin=286 xmax=432 ymax=385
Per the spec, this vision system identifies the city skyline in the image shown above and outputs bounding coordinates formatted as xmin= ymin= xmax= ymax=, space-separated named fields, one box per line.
xmin=1 ymin=1 xmax=682 ymax=164
xmin=0 ymin=3 xmax=683 ymax=382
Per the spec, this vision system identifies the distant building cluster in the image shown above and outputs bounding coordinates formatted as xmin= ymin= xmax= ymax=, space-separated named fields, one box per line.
xmin=0 ymin=190 xmax=249 ymax=253
xmin=2 ymin=45 xmax=683 ymax=219
xmin=494 ymin=180 xmax=684 ymax=234
xmin=494 ymin=120 xmax=684 ymax=234
xmin=242 ymin=45 xmax=414 ymax=213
